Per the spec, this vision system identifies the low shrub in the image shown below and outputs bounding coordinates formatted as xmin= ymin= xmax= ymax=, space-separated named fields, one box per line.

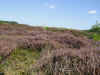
xmin=0 ymin=20 xmax=18 ymax=24
xmin=44 ymin=26 xmax=49 ymax=30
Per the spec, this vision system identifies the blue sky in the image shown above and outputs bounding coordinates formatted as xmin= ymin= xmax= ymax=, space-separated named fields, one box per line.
xmin=0 ymin=0 xmax=100 ymax=29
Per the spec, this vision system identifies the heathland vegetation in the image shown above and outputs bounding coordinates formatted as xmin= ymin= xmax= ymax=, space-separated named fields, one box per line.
xmin=0 ymin=20 xmax=100 ymax=75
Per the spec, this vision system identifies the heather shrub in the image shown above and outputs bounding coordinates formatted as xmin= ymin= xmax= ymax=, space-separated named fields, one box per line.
xmin=31 ymin=47 xmax=100 ymax=75
xmin=0 ymin=23 xmax=100 ymax=75
xmin=19 ymin=38 xmax=54 ymax=52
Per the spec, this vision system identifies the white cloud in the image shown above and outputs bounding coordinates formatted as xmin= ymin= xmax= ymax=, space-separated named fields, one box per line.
xmin=49 ymin=5 xmax=55 ymax=9
xmin=0 ymin=16 xmax=25 ymax=22
xmin=44 ymin=2 xmax=56 ymax=9
xmin=88 ymin=10 xmax=96 ymax=14
xmin=0 ymin=16 xmax=15 ymax=19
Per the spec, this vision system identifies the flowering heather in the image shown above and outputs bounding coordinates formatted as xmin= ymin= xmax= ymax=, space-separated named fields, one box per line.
xmin=0 ymin=24 xmax=100 ymax=75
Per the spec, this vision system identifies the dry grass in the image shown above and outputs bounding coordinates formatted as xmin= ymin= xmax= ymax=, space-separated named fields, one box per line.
xmin=0 ymin=48 xmax=40 ymax=75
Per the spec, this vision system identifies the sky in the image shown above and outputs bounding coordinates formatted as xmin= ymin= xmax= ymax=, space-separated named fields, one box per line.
xmin=0 ymin=0 xmax=100 ymax=29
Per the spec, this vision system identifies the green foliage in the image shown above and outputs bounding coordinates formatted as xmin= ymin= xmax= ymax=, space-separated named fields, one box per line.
xmin=0 ymin=56 xmax=2 ymax=61
xmin=87 ymin=23 xmax=100 ymax=41
xmin=92 ymin=33 xmax=100 ymax=41
xmin=44 ymin=26 xmax=49 ymax=30
xmin=0 ymin=20 xmax=18 ymax=24
xmin=89 ymin=24 xmax=100 ymax=33
xmin=44 ymin=26 xmax=68 ymax=32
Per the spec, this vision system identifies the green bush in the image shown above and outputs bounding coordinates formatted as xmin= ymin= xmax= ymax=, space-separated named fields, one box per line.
xmin=88 ymin=24 xmax=100 ymax=40
xmin=0 ymin=20 xmax=18 ymax=24
xmin=92 ymin=33 xmax=100 ymax=41
xmin=44 ymin=26 xmax=49 ymax=30
xmin=89 ymin=24 xmax=100 ymax=33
